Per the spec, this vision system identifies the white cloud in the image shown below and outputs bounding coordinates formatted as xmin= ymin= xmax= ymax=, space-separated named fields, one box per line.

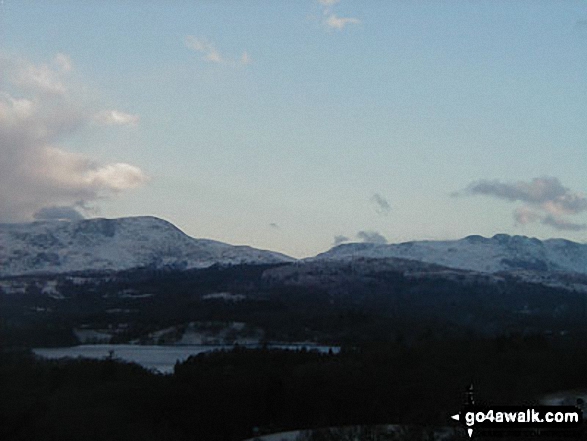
xmin=185 ymin=36 xmax=224 ymax=63
xmin=54 ymin=53 xmax=73 ymax=72
xmin=94 ymin=109 xmax=140 ymax=126
xmin=0 ymin=55 xmax=148 ymax=223
xmin=514 ymin=206 xmax=541 ymax=225
xmin=317 ymin=0 xmax=360 ymax=31
xmin=185 ymin=35 xmax=251 ymax=66
xmin=84 ymin=163 xmax=146 ymax=191
xmin=357 ymin=230 xmax=388 ymax=244
xmin=324 ymin=14 xmax=361 ymax=30
xmin=11 ymin=61 xmax=67 ymax=95
xmin=459 ymin=177 xmax=587 ymax=232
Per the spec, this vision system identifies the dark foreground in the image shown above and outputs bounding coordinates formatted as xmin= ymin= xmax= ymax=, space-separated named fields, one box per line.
xmin=2 ymin=336 xmax=587 ymax=441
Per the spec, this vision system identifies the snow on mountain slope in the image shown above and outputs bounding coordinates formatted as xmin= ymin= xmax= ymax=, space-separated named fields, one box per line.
xmin=312 ymin=234 xmax=587 ymax=275
xmin=0 ymin=216 xmax=294 ymax=277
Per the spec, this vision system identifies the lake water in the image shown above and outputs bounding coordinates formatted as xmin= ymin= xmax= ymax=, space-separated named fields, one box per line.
xmin=33 ymin=344 xmax=340 ymax=374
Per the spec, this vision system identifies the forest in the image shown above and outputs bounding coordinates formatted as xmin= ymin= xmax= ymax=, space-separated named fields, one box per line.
xmin=2 ymin=335 xmax=587 ymax=440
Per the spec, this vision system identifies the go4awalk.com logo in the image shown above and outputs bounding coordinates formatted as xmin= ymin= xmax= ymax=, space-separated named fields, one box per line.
xmin=451 ymin=386 xmax=583 ymax=438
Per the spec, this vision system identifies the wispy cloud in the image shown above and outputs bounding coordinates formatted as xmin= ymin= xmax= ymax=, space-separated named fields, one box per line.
xmin=541 ymin=215 xmax=587 ymax=231
xmin=456 ymin=177 xmax=587 ymax=231
xmin=94 ymin=109 xmax=140 ymax=126
xmin=371 ymin=193 xmax=391 ymax=215
xmin=318 ymin=0 xmax=360 ymax=31
xmin=513 ymin=206 xmax=541 ymax=225
xmin=185 ymin=36 xmax=223 ymax=63
xmin=0 ymin=54 xmax=148 ymax=223
xmin=240 ymin=51 xmax=252 ymax=65
xmin=185 ymin=36 xmax=251 ymax=66
xmin=356 ymin=230 xmax=388 ymax=244
xmin=54 ymin=53 xmax=73 ymax=72
xmin=333 ymin=230 xmax=388 ymax=245
xmin=8 ymin=54 xmax=71 ymax=96
xmin=33 ymin=205 xmax=85 ymax=221
xmin=325 ymin=14 xmax=361 ymax=30
xmin=333 ymin=234 xmax=350 ymax=246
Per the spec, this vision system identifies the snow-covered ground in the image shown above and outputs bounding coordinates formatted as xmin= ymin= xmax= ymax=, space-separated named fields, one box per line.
xmin=243 ymin=430 xmax=300 ymax=441
xmin=3 ymin=217 xmax=587 ymax=280
xmin=202 ymin=292 xmax=246 ymax=301
xmin=0 ymin=216 xmax=294 ymax=277
xmin=313 ymin=234 xmax=587 ymax=275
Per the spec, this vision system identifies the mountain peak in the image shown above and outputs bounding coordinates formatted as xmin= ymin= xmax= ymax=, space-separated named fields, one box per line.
xmin=314 ymin=235 xmax=587 ymax=275
xmin=0 ymin=216 xmax=294 ymax=277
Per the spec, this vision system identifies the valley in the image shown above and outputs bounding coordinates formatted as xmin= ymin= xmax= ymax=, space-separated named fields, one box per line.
xmin=2 ymin=218 xmax=587 ymax=440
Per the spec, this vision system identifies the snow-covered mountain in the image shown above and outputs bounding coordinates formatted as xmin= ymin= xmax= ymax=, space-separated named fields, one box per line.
xmin=3 ymin=217 xmax=586 ymax=280
xmin=312 ymin=234 xmax=587 ymax=275
xmin=0 ymin=216 xmax=294 ymax=277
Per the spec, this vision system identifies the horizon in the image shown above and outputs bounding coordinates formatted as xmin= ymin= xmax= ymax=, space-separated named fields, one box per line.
xmin=2 ymin=1 xmax=587 ymax=259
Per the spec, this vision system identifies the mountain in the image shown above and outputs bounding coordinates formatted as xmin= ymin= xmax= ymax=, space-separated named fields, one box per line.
xmin=3 ymin=217 xmax=587 ymax=281
xmin=312 ymin=234 xmax=587 ymax=275
xmin=0 ymin=216 xmax=294 ymax=277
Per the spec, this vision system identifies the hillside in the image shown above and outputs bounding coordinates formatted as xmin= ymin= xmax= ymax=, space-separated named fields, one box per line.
xmin=0 ymin=216 xmax=294 ymax=277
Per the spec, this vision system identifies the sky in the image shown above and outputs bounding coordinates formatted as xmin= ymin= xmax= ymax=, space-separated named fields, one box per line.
xmin=1 ymin=0 xmax=586 ymax=258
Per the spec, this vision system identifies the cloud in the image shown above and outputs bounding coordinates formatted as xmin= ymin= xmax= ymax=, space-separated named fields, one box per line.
xmin=54 ymin=53 xmax=73 ymax=72
xmin=371 ymin=193 xmax=391 ymax=215
xmin=462 ymin=177 xmax=566 ymax=205
xmin=240 ymin=51 xmax=252 ymax=65
xmin=458 ymin=177 xmax=587 ymax=232
xmin=33 ymin=205 xmax=85 ymax=221
xmin=185 ymin=36 xmax=251 ymax=66
xmin=513 ymin=207 xmax=541 ymax=225
xmin=318 ymin=0 xmax=360 ymax=31
xmin=324 ymin=14 xmax=361 ymax=30
xmin=541 ymin=215 xmax=587 ymax=231
xmin=7 ymin=54 xmax=74 ymax=96
xmin=333 ymin=235 xmax=350 ymax=246
xmin=185 ymin=36 xmax=223 ymax=63
xmin=0 ymin=54 xmax=148 ymax=223
xmin=356 ymin=230 xmax=388 ymax=244
xmin=94 ymin=109 xmax=140 ymax=126
xmin=462 ymin=177 xmax=587 ymax=215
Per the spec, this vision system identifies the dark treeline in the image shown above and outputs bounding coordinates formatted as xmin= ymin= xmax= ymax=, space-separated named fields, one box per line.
xmin=3 ymin=263 xmax=587 ymax=348
xmin=2 ymin=335 xmax=587 ymax=441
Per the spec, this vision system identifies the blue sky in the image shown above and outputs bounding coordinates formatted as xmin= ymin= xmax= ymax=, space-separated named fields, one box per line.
xmin=1 ymin=1 xmax=586 ymax=257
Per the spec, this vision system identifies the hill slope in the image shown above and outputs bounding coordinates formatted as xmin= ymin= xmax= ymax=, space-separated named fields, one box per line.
xmin=312 ymin=234 xmax=587 ymax=275
xmin=0 ymin=216 xmax=294 ymax=277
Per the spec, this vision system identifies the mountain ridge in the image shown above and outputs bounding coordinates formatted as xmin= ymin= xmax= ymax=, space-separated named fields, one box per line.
xmin=2 ymin=216 xmax=587 ymax=278
xmin=0 ymin=216 xmax=294 ymax=277
xmin=312 ymin=233 xmax=587 ymax=275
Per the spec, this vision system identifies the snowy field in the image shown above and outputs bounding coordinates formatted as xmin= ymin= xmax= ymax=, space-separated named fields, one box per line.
xmin=33 ymin=344 xmax=340 ymax=374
